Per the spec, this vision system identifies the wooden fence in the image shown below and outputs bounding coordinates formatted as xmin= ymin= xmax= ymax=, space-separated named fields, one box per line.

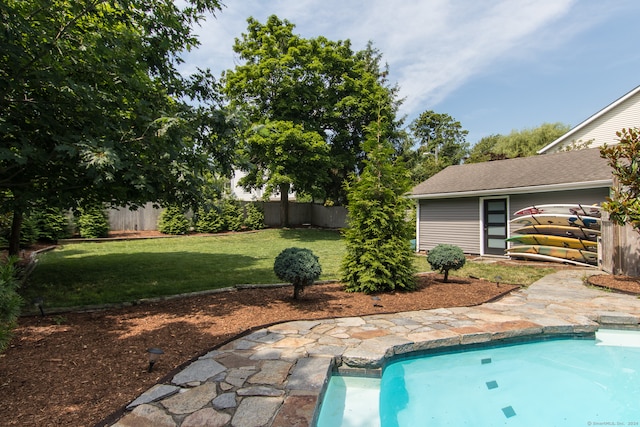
xmin=599 ymin=212 xmax=640 ymax=276
xmin=106 ymin=202 xmax=348 ymax=231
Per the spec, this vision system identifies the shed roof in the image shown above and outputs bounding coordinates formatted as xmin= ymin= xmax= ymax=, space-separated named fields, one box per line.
xmin=410 ymin=148 xmax=612 ymax=199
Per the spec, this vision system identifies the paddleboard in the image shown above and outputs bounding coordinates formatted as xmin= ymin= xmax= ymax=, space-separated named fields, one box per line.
xmin=510 ymin=214 xmax=601 ymax=230
xmin=506 ymin=244 xmax=598 ymax=264
xmin=506 ymin=234 xmax=597 ymax=251
xmin=505 ymin=251 xmax=596 ymax=268
xmin=512 ymin=225 xmax=600 ymax=241
xmin=514 ymin=204 xmax=602 ymax=218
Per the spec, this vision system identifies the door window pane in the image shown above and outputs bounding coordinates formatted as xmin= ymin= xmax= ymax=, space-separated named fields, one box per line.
xmin=488 ymin=213 xmax=505 ymax=223
xmin=488 ymin=238 xmax=506 ymax=249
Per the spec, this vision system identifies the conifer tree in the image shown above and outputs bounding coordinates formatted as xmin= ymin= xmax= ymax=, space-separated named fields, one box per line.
xmin=342 ymin=114 xmax=416 ymax=293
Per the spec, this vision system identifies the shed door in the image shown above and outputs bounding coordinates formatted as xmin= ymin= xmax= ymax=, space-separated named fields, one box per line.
xmin=483 ymin=199 xmax=507 ymax=255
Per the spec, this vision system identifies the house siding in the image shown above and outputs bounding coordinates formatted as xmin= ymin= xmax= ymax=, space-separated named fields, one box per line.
xmin=418 ymin=198 xmax=480 ymax=253
xmin=544 ymin=90 xmax=640 ymax=153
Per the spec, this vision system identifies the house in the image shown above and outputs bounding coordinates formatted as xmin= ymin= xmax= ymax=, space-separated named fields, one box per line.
xmin=409 ymin=148 xmax=611 ymax=256
xmin=411 ymin=85 xmax=640 ymax=257
xmin=538 ymin=85 xmax=640 ymax=153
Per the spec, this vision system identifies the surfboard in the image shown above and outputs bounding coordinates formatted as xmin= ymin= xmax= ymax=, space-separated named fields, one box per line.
xmin=504 ymin=251 xmax=596 ymax=268
xmin=514 ymin=204 xmax=602 ymax=218
xmin=512 ymin=225 xmax=600 ymax=241
xmin=506 ymin=244 xmax=598 ymax=264
xmin=506 ymin=234 xmax=597 ymax=251
xmin=510 ymin=214 xmax=601 ymax=230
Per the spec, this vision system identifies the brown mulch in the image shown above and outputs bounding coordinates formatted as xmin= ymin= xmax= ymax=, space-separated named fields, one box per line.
xmin=0 ymin=232 xmax=637 ymax=427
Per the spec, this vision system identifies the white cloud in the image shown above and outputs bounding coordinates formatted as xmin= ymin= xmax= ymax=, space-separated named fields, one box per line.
xmin=181 ymin=0 xmax=610 ymax=119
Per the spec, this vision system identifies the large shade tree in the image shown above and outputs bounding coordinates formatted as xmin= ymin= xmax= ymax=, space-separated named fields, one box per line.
xmin=224 ymin=15 xmax=401 ymax=219
xmin=0 ymin=0 xmax=232 ymax=254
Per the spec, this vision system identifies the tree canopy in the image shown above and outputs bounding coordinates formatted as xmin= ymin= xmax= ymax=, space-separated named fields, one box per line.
xmin=224 ymin=15 xmax=402 ymax=211
xmin=0 ymin=0 xmax=230 ymax=254
xmin=405 ymin=110 xmax=469 ymax=183
xmin=600 ymin=127 xmax=640 ymax=233
xmin=467 ymin=122 xmax=570 ymax=163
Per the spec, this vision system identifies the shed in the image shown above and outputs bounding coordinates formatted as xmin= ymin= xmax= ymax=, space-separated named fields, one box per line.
xmin=409 ymin=148 xmax=611 ymax=256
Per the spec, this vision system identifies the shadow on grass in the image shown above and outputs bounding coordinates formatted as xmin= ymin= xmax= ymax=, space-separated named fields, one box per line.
xmin=277 ymin=228 xmax=342 ymax=243
xmin=21 ymin=251 xmax=266 ymax=308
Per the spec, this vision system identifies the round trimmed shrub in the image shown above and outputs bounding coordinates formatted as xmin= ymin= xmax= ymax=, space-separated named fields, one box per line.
xmin=426 ymin=244 xmax=466 ymax=282
xmin=273 ymin=247 xmax=322 ymax=300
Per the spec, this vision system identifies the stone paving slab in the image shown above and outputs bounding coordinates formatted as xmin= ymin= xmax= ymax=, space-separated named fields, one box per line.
xmin=110 ymin=270 xmax=640 ymax=426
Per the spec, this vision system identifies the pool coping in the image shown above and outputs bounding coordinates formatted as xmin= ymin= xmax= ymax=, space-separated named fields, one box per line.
xmin=108 ymin=270 xmax=640 ymax=427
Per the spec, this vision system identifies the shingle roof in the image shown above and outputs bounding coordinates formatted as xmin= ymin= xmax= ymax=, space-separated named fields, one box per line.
xmin=410 ymin=148 xmax=612 ymax=198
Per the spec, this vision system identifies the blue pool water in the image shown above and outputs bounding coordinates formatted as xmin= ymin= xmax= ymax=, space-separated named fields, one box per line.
xmin=317 ymin=330 xmax=640 ymax=426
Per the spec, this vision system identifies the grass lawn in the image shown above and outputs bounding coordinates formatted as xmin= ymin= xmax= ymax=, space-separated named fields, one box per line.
xmin=22 ymin=228 xmax=557 ymax=308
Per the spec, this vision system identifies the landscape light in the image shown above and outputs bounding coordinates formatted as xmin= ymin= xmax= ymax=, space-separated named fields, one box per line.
xmin=146 ymin=348 xmax=164 ymax=372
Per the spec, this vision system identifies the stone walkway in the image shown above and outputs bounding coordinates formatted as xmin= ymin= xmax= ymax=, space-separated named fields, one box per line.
xmin=111 ymin=270 xmax=640 ymax=427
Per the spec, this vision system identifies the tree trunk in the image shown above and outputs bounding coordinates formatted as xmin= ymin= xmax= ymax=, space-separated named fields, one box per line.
xmin=8 ymin=209 xmax=23 ymax=256
xmin=279 ymin=182 xmax=290 ymax=227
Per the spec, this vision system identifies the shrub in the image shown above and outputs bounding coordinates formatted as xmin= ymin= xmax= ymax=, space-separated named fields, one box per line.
xmin=194 ymin=207 xmax=225 ymax=233
xmin=341 ymin=121 xmax=416 ymax=293
xmin=426 ymin=244 xmax=466 ymax=282
xmin=221 ymin=199 xmax=243 ymax=232
xmin=0 ymin=257 xmax=22 ymax=353
xmin=19 ymin=215 xmax=39 ymax=247
xmin=158 ymin=206 xmax=190 ymax=235
xmin=243 ymin=203 xmax=265 ymax=230
xmin=29 ymin=208 xmax=72 ymax=242
xmin=273 ymin=247 xmax=322 ymax=299
xmin=76 ymin=205 xmax=109 ymax=238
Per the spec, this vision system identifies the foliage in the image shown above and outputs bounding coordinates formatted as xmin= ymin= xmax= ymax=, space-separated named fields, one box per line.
xmin=466 ymin=134 xmax=505 ymax=163
xmin=273 ymin=247 xmax=322 ymax=299
xmin=243 ymin=203 xmax=265 ymax=230
xmin=406 ymin=110 xmax=469 ymax=183
xmin=600 ymin=127 xmax=640 ymax=233
xmin=224 ymin=16 xmax=402 ymax=207
xmin=239 ymin=121 xmax=330 ymax=226
xmin=0 ymin=257 xmax=22 ymax=353
xmin=221 ymin=199 xmax=243 ymax=232
xmin=28 ymin=208 xmax=72 ymax=242
xmin=0 ymin=0 xmax=232 ymax=255
xmin=426 ymin=244 xmax=466 ymax=282
xmin=342 ymin=117 xmax=416 ymax=293
xmin=194 ymin=207 xmax=224 ymax=233
xmin=158 ymin=206 xmax=190 ymax=235
xmin=76 ymin=205 xmax=109 ymax=238
xmin=19 ymin=216 xmax=39 ymax=247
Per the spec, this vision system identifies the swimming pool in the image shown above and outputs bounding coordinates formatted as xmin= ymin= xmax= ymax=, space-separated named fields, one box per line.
xmin=316 ymin=330 xmax=640 ymax=426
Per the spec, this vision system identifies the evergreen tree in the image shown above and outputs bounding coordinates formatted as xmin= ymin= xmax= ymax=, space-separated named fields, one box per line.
xmin=342 ymin=115 xmax=416 ymax=293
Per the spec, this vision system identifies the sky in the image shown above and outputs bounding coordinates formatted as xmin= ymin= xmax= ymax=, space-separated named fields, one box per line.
xmin=180 ymin=0 xmax=640 ymax=145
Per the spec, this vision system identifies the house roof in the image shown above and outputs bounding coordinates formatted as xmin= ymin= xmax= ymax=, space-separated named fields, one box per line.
xmin=538 ymin=85 xmax=640 ymax=153
xmin=410 ymin=148 xmax=612 ymax=199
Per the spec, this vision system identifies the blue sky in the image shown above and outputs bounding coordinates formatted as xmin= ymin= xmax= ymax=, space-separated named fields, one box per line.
xmin=180 ymin=0 xmax=640 ymax=145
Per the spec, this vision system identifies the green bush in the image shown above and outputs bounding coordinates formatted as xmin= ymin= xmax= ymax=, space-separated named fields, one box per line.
xmin=243 ymin=203 xmax=265 ymax=230
xmin=0 ymin=257 xmax=22 ymax=353
xmin=194 ymin=207 xmax=224 ymax=233
xmin=426 ymin=244 xmax=466 ymax=282
xmin=158 ymin=206 xmax=190 ymax=235
xmin=273 ymin=247 xmax=322 ymax=299
xmin=221 ymin=199 xmax=243 ymax=232
xmin=19 ymin=215 xmax=39 ymax=247
xmin=29 ymin=208 xmax=72 ymax=242
xmin=76 ymin=205 xmax=109 ymax=238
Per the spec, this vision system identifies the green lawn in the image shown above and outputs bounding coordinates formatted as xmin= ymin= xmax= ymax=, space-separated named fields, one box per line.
xmin=22 ymin=229 xmax=557 ymax=308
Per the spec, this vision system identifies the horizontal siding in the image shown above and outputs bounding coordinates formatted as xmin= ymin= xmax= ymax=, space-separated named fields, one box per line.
xmin=550 ymin=94 xmax=640 ymax=152
xmin=419 ymin=198 xmax=479 ymax=253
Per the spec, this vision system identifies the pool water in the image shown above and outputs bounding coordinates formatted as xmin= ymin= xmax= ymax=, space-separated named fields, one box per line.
xmin=316 ymin=330 xmax=640 ymax=427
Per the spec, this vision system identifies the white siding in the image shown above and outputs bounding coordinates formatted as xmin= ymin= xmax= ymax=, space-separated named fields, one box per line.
xmin=418 ymin=198 xmax=480 ymax=253
xmin=546 ymin=92 xmax=640 ymax=153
